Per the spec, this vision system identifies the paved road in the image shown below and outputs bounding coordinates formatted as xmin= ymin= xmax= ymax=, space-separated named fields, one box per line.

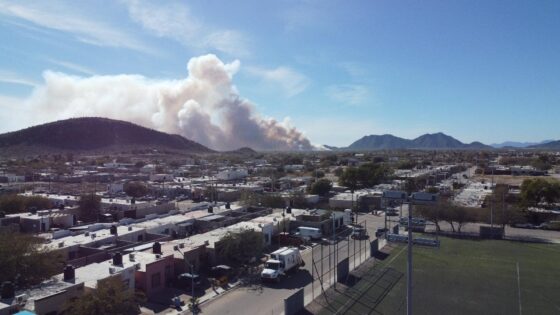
xmin=200 ymin=212 xmax=390 ymax=315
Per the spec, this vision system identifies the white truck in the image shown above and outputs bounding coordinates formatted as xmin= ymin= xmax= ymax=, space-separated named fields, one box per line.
xmin=261 ymin=247 xmax=304 ymax=282
xmin=294 ymin=226 xmax=322 ymax=241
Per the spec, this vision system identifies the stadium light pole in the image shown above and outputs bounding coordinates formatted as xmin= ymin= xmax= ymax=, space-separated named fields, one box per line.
xmin=407 ymin=201 xmax=413 ymax=315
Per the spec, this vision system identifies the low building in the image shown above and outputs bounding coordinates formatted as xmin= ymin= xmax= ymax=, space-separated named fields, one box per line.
xmin=216 ymin=168 xmax=248 ymax=181
xmin=127 ymin=249 xmax=175 ymax=300
xmin=289 ymin=209 xmax=345 ymax=236
xmin=19 ymin=254 xmax=136 ymax=315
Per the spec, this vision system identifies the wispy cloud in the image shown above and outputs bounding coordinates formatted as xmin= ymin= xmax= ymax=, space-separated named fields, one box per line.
xmin=0 ymin=1 xmax=155 ymax=54
xmin=338 ymin=62 xmax=368 ymax=78
xmin=123 ymin=0 xmax=250 ymax=57
xmin=280 ymin=1 xmax=330 ymax=32
xmin=326 ymin=84 xmax=370 ymax=106
xmin=46 ymin=59 xmax=97 ymax=76
xmin=247 ymin=66 xmax=310 ymax=98
xmin=0 ymin=70 xmax=40 ymax=87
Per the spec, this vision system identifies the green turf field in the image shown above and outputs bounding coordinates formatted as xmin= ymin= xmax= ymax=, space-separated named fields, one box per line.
xmin=319 ymin=237 xmax=560 ymax=315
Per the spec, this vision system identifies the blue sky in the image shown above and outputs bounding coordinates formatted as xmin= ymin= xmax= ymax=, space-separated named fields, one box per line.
xmin=0 ymin=0 xmax=559 ymax=147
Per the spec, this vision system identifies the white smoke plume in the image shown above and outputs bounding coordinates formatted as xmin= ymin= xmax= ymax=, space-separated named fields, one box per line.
xmin=25 ymin=54 xmax=314 ymax=151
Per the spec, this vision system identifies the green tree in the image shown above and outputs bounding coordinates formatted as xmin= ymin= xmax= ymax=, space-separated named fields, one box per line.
xmin=396 ymin=160 xmax=416 ymax=170
xmin=451 ymin=206 xmax=476 ymax=233
xmin=64 ymin=276 xmax=143 ymax=315
xmin=123 ymin=181 xmax=148 ymax=198
xmin=338 ymin=167 xmax=360 ymax=191
xmin=0 ymin=231 xmax=63 ymax=288
xmin=0 ymin=194 xmax=52 ymax=214
xmin=217 ymin=229 xmax=265 ymax=265
xmin=309 ymin=179 xmax=333 ymax=197
xmin=520 ymin=179 xmax=560 ymax=207
xmin=78 ymin=194 xmax=101 ymax=222
xmin=239 ymin=191 xmax=286 ymax=208
xmin=414 ymin=201 xmax=447 ymax=232
xmin=426 ymin=186 xmax=439 ymax=194
xmin=531 ymin=155 xmax=552 ymax=171
xmin=333 ymin=167 xmax=344 ymax=177
xmin=289 ymin=191 xmax=309 ymax=209
xmin=339 ymin=163 xmax=391 ymax=189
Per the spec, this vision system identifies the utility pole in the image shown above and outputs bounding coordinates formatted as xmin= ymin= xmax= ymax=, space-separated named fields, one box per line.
xmin=407 ymin=202 xmax=413 ymax=315
xmin=332 ymin=212 xmax=336 ymax=288
xmin=502 ymin=189 xmax=506 ymax=231
xmin=175 ymin=246 xmax=199 ymax=315
xmin=490 ymin=192 xmax=494 ymax=228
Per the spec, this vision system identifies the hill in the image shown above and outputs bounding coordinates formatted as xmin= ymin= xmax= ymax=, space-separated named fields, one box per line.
xmin=348 ymin=134 xmax=411 ymax=150
xmin=0 ymin=117 xmax=214 ymax=155
xmin=346 ymin=132 xmax=492 ymax=150
xmin=529 ymin=140 xmax=560 ymax=150
xmin=491 ymin=140 xmax=555 ymax=148
xmin=411 ymin=132 xmax=464 ymax=148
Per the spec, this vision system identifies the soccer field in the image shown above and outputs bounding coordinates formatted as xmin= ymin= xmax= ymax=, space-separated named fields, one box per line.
xmin=320 ymin=237 xmax=560 ymax=315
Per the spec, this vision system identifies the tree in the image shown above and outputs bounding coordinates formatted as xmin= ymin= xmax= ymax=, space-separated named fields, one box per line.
xmin=310 ymin=179 xmax=332 ymax=197
xmin=64 ymin=276 xmax=143 ymax=315
xmin=217 ymin=229 xmax=264 ymax=265
xmin=333 ymin=167 xmax=344 ymax=177
xmin=78 ymin=194 xmax=101 ymax=222
xmin=396 ymin=160 xmax=416 ymax=170
xmin=356 ymin=163 xmax=391 ymax=187
xmin=414 ymin=202 xmax=447 ymax=232
xmin=124 ymin=181 xmax=148 ymax=198
xmin=426 ymin=186 xmax=439 ymax=194
xmin=338 ymin=163 xmax=391 ymax=190
xmin=438 ymin=204 xmax=478 ymax=233
xmin=520 ymin=179 xmax=560 ymax=207
xmin=531 ymin=155 xmax=552 ymax=171
xmin=289 ymin=191 xmax=309 ymax=209
xmin=240 ymin=191 xmax=286 ymax=208
xmin=451 ymin=206 xmax=476 ymax=233
xmin=0 ymin=231 xmax=63 ymax=288
xmin=338 ymin=167 xmax=360 ymax=191
xmin=0 ymin=194 xmax=53 ymax=214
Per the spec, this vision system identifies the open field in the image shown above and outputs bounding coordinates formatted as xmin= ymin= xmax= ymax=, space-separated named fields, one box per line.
xmin=319 ymin=237 xmax=560 ymax=315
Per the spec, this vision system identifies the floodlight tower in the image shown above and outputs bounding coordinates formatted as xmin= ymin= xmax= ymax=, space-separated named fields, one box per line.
xmin=407 ymin=202 xmax=413 ymax=315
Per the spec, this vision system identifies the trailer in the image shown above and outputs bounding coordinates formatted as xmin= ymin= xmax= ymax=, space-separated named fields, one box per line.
xmin=294 ymin=226 xmax=322 ymax=241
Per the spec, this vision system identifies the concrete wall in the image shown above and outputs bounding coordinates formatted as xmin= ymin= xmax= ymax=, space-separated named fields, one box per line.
xmin=284 ymin=288 xmax=304 ymax=315
xmin=33 ymin=282 xmax=84 ymax=315
xmin=137 ymin=255 xmax=174 ymax=300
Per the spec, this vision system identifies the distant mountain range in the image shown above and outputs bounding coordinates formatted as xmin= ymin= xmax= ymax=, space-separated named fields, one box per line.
xmin=0 ymin=117 xmax=214 ymax=155
xmin=490 ymin=140 xmax=554 ymax=148
xmin=345 ymin=132 xmax=492 ymax=150
xmin=528 ymin=140 xmax=560 ymax=150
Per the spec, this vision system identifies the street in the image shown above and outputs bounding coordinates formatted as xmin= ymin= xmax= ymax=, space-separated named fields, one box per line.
xmin=199 ymin=212 xmax=392 ymax=315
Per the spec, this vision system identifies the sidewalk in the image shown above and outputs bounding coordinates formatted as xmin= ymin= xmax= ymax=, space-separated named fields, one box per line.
xmin=140 ymin=281 xmax=242 ymax=315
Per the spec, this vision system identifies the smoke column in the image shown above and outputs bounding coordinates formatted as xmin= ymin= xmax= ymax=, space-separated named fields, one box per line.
xmin=26 ymin=54 xmax=314 ymax=151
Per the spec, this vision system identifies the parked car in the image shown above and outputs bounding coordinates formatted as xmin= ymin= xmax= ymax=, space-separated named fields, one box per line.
xmin=386 ymin=208 xmax=399 ymax=216
xmin=375 ymin=228 xmax=388 ymax=237
xmin=351 ymin=226 xmax=370 ymax=240
xmin=177 ymin=273 xmax=201 ymax=291
xmin=209 ymin=265 xmax=233 ymax=287
xmin=512 ymin=223 xmax=536 ymax=229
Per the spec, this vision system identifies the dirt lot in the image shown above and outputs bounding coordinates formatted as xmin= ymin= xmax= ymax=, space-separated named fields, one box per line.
xmin=474 ymin=174 xmax=560 ymax=186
